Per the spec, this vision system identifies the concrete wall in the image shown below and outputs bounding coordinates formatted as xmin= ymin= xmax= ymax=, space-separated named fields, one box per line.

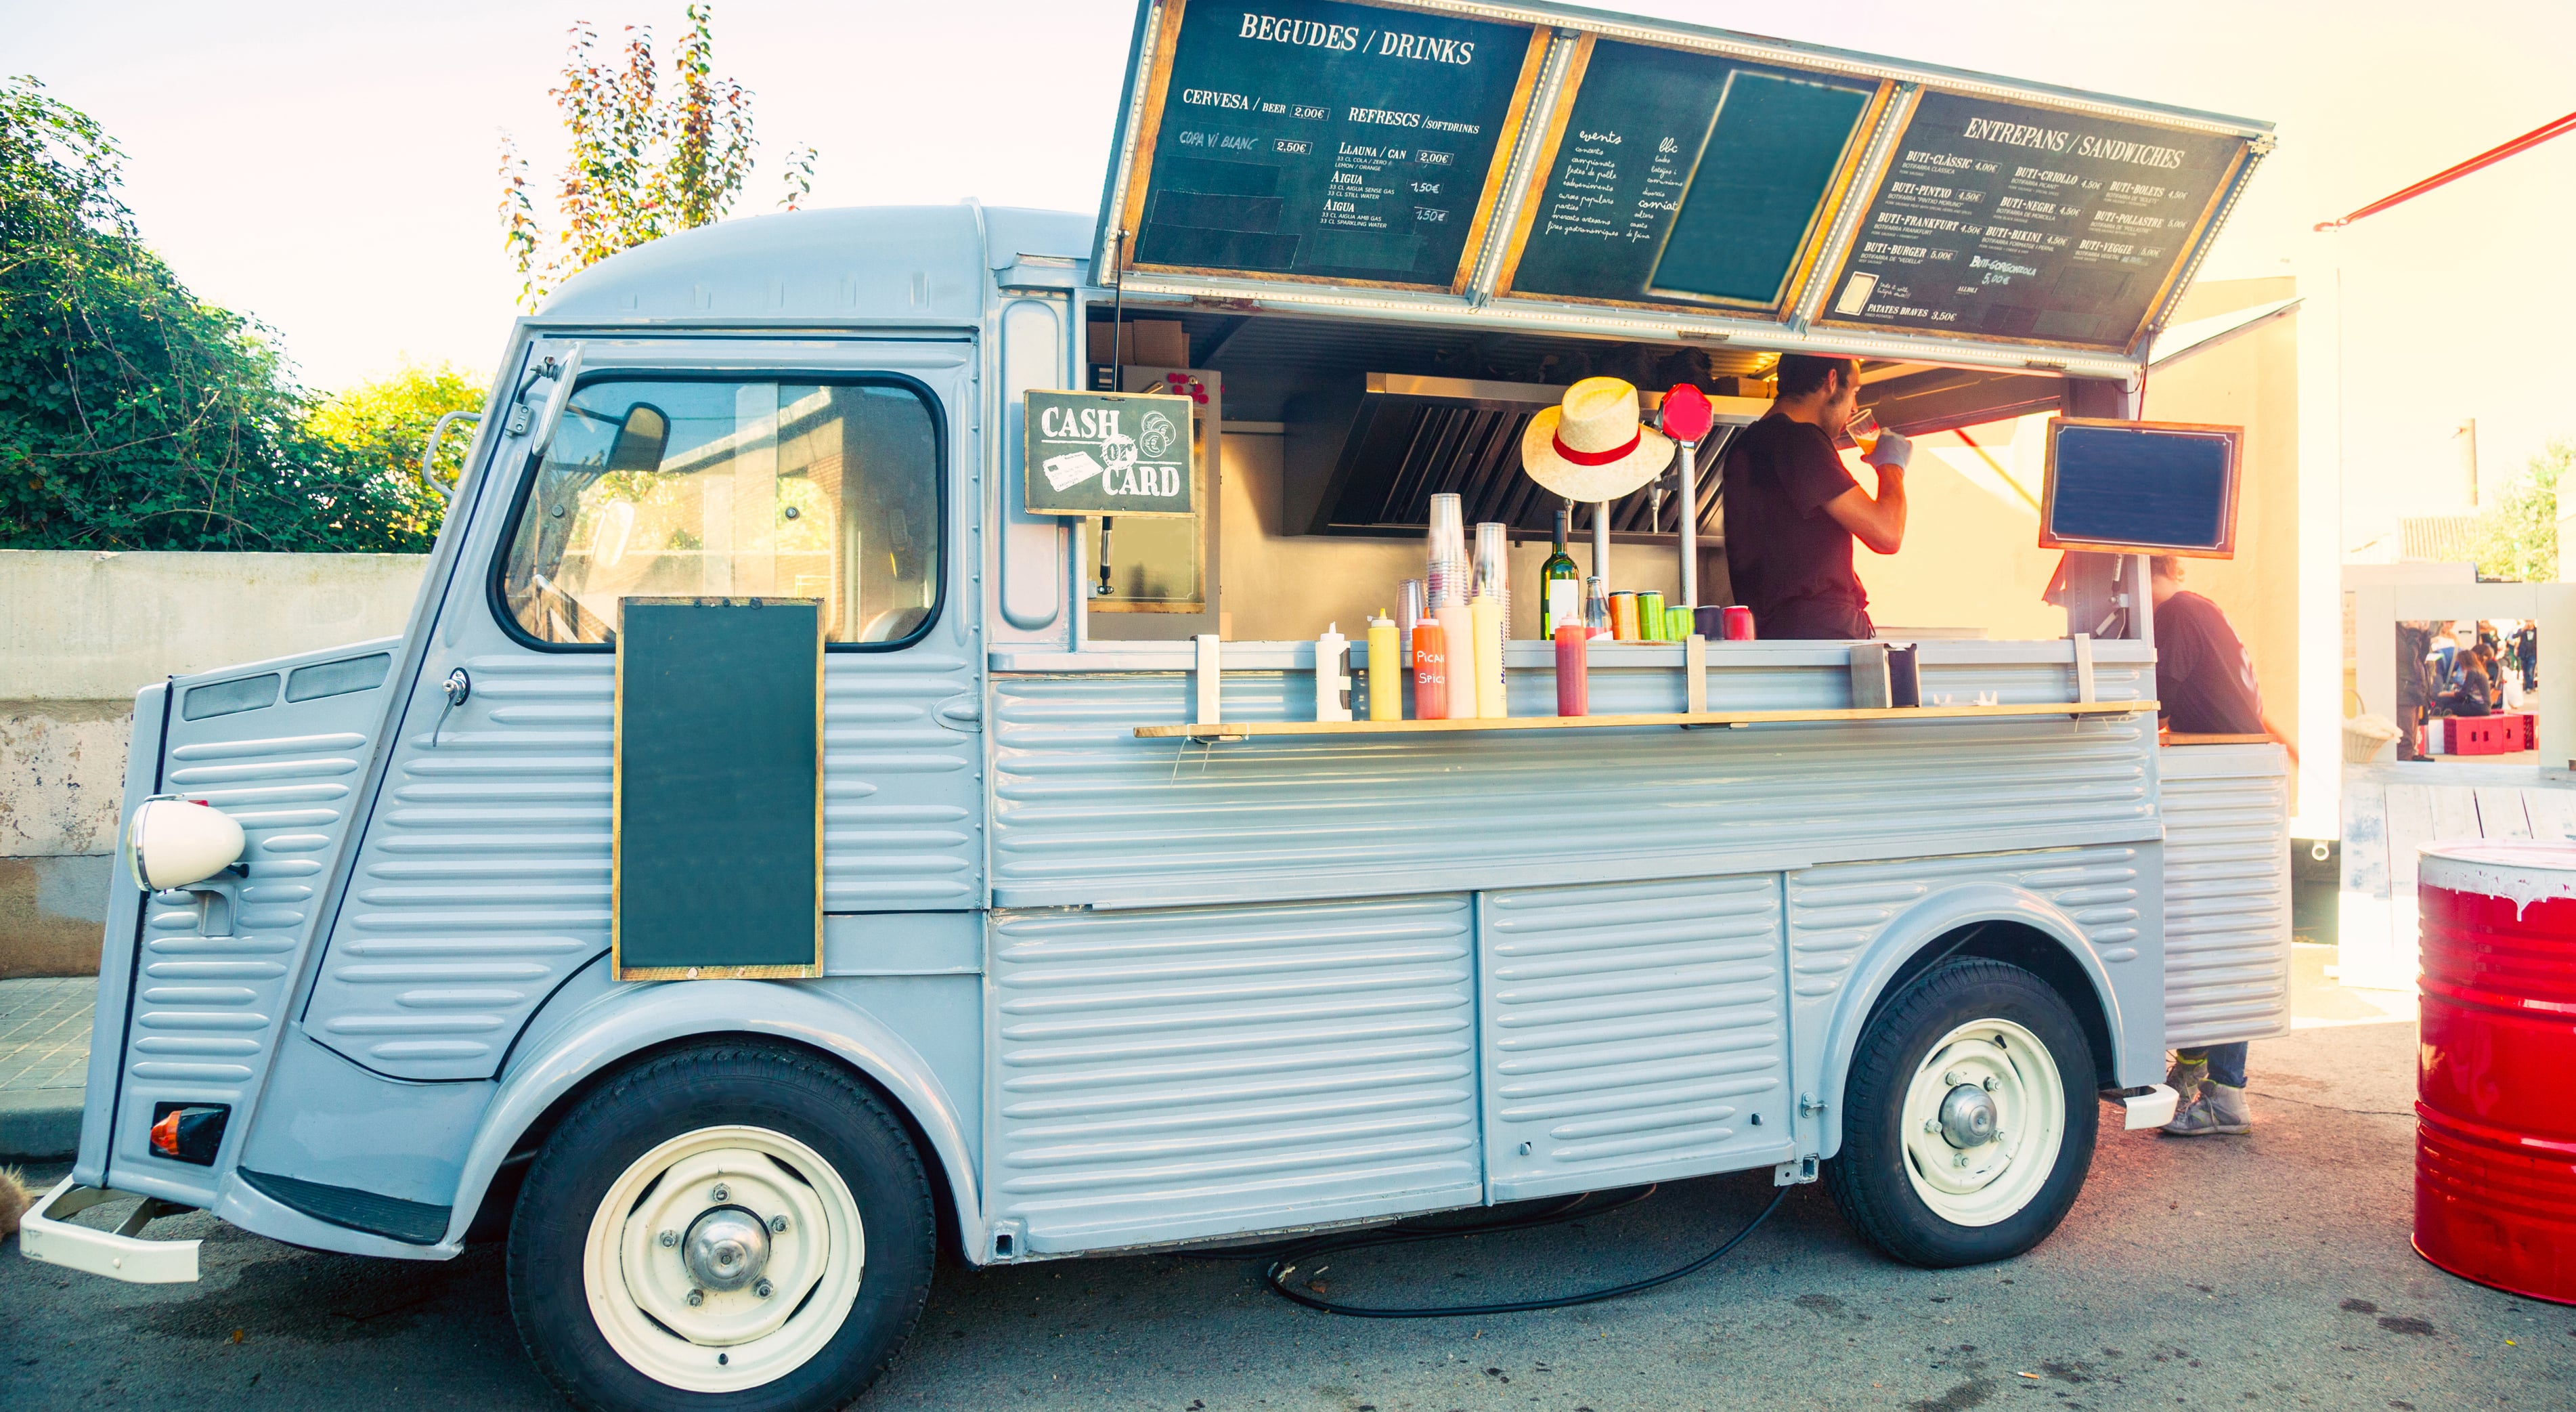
xmin=0 ymin=550 xmax=429 ymax=975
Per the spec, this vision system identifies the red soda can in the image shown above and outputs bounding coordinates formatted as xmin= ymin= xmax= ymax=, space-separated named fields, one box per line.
xmin=1722 ymin=605 xmax=1756 ymax=641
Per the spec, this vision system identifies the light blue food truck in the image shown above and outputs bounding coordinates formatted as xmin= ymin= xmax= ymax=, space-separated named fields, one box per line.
xmin=22 ymin=3 xmax=2290 ymax=1409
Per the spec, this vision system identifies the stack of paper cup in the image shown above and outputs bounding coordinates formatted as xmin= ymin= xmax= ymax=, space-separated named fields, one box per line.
xmin=1472 ymin=521 xmax=1510 ymax=634
xmin=1426 ymin=493 xmax=1467 ymax=609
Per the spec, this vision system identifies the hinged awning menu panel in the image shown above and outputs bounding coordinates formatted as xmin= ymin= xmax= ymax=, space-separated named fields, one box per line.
xmin=1095 ymin=0 xmax=2274 ymax=375
xmin=1493 ymin=35 xmax=1887 ymax=316
xmin=1108 ymin=0 xmax=1550 ymax=292
xmin=1814 ymin=91 xmax=2257 ymax=353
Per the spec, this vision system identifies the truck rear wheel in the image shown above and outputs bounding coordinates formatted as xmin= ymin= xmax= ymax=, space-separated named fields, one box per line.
xmin=507 ymin=1042 xmax=934 ymax=1412
xmin=1825 ymin=958 xmax=2098 ymax=1268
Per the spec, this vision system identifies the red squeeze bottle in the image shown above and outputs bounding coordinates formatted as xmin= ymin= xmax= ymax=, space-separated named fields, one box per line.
xmin=1554 ymin=624 xmax=1588 ymax=716
xmin=1412 ymin=622 xmax=1447 ymax=720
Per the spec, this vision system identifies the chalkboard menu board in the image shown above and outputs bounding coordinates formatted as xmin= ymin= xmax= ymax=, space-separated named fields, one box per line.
xmin=1500 ymin=39 xmax=1880 ymax=312
xmin=2040 ymin=419 xmax=2242 ymax=557
xmin=1820 ymin=91 xmax=2249 ymax=349
xmin=615 ymin=599 xmax=822 ymax=980
xmin=1118 ymin=0 xmax=1546 ymax=289
xmin=1023 ymin=389 xmax=1197 ymax=517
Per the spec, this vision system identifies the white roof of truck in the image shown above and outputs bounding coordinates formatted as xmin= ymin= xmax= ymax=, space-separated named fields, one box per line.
xmin=538 ymin=205 xmax=1093 ymax=326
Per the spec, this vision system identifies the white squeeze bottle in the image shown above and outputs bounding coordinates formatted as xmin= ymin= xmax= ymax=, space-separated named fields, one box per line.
xmin=1435 ymin=593 xmax=1479 ymax=720
xmin=1315 ymin=623 xmax=1351 ymax=722
xmin=1472 ymin=595 xmax=1506 ymax=718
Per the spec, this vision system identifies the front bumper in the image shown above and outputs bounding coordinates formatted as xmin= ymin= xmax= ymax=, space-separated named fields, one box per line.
xmin=17 ymin=1176 xmax=202 ymax=1283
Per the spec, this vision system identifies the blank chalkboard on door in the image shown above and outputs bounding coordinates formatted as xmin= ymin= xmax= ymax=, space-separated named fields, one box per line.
xmin=613 ymin=597 xmax=823 ymax=980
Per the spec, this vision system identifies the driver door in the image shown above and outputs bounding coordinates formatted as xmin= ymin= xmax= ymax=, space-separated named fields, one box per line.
xmin=302 ymin=337 xmax=981 ymax=1082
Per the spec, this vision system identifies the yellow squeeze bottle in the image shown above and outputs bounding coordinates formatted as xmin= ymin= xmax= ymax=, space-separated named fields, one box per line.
xmin=1472 ymin=595 xmax=1506 ymax=718
xmin=1367 ymin=612 xmax=1401 ymax=721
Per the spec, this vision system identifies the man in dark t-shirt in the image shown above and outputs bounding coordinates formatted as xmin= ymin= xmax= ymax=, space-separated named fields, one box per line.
xmin=2149 ymin=554 xmax=2294 ymax=1140
xmin=2150 ymin=560 xmax=2266 ymax=737
xmin=1720 ymin=354 xmax=1910 ymax=639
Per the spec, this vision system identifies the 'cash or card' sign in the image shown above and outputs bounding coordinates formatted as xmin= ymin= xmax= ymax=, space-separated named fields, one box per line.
xmin=1023 ymin=389 xmax=1197 ymax=517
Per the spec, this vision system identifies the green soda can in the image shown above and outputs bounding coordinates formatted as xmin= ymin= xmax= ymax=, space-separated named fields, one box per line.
xmin=1665 ymin=605 xmax=1694 ymax=641
xmin=1637 ymin=591 xmax=1665 ymax=641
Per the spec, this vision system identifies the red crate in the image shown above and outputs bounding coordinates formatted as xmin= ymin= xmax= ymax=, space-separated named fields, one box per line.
xmin=2435 ymin=712 xmax=2533 ymax=755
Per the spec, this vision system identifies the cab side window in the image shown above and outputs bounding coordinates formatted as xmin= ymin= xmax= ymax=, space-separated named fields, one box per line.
xmin=499 ymin=379 xmax=941 ymax=646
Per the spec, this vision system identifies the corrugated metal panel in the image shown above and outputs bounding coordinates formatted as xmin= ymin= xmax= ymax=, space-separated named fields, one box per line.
xmin=108 ymin=646 xmax=395 ymax=1195
xmin=986 ymin=895 xmax=1481 ymax=1252
xmin=306 ymin=649 xmax=984 ymax=1082
xmin=2158 ymin=745 xmax=2292 ymax=1046
xmin=1481 ymin=876 xmax=1793 ymax=1201
xmin=990 ymin=658 xmax=2156 ymax=910
xmin=1785 ymin=844 xmax=2156 ymax=1147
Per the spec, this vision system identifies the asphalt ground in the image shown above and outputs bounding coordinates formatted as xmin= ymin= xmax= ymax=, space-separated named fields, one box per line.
xmin=7 ymin=1011 xmax=2570 ymax=1411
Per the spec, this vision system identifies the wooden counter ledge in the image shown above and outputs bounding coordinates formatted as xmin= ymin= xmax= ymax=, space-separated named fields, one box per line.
xmin=1137 ymin=700 xmax=2158 ymax=743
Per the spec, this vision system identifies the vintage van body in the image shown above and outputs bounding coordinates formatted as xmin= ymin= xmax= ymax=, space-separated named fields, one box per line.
xmin=24 ymin=198 xmax=2291 ymax=1411
xmin=20 ymin=0 xmax=2308 ymax=1381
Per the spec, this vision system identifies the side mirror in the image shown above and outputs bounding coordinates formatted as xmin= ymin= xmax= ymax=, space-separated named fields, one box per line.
xmin=606 ymin=404 xmax=669 ymax=473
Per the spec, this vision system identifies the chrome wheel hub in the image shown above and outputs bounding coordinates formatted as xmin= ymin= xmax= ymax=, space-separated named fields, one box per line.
xmin=586 ymin=1126 xmax=866 ymax=1392
xmin=1900 ymin=1019 xmax=2068 ymax=1227
xmin=684 ymin=1207 xmax=772 ymax=1291
xmin=1938 ymin=1084 xmax=1998 ymax=1148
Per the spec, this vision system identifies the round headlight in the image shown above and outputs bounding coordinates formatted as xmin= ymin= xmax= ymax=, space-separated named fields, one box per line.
xmin=126 ymin=798 xmax=246 ymax=892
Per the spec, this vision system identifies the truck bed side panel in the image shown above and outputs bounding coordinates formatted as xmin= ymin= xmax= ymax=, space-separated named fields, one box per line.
xmin=1788 ymin=842 xmax=2164 ymax=1122
xmin=1480 ymin=874 xmax=1795 ymax=1201
xmin=988 ymin=655 xmax=2158 ymax=910
xmin=2158 ymin=743 xmax=2293 ymax=1046
xmin=985 ymin=895 xmax=1481 ymax=1254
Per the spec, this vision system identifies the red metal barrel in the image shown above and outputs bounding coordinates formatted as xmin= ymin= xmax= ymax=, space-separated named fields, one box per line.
xmin=2415 ymin=841 xmax=2576 ymax=1305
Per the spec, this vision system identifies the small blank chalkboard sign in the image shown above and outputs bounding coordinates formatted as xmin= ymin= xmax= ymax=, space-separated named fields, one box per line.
xmin=2039 ymin=418 xmax=2243 ymax=559
xmin=614 ymin=598 xmax=822 ymax=980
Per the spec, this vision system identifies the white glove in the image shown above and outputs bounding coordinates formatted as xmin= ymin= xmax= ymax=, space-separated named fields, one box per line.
xmin=1862 ymin=431 xmax=1913 ymax=471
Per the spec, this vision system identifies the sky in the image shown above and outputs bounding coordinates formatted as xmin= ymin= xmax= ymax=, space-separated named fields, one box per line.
xmin=13 ymin=0 xmax=2576 ymax=549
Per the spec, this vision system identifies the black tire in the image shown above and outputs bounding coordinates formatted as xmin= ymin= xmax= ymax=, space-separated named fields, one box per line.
xmin=1824 ymin=958 xmax=2099 ymax=1268
xmin=508 ymin=1042 xmax=936 ymax=1412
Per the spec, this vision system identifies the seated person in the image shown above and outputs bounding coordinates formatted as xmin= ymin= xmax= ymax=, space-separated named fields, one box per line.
xmin=2440 ymin=646 xmax=2493 ymax=718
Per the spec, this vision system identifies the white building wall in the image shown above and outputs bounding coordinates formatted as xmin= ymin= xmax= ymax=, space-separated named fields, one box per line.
xmin=0 ymin=550 xmax=428 ymax=975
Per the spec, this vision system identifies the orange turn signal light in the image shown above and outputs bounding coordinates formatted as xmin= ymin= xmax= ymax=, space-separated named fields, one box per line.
xmin=150 ymin=1103 xmax=227 ymax=1165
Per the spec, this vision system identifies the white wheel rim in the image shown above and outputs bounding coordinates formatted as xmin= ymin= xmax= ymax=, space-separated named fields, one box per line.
xmin=582 ymin=1124 xmax=865 ymax=1392
xmin=1898 ymin=1018 xmax=2066 ymax=1228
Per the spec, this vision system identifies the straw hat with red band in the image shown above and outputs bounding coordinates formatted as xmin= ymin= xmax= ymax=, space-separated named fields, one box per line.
xmin=1520 ymin=376 xmax=1675 ymax=502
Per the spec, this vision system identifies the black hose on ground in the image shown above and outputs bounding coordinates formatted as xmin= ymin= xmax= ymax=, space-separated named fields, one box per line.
xmin=1199 ymin=1180 xmax=1791 ymax=1319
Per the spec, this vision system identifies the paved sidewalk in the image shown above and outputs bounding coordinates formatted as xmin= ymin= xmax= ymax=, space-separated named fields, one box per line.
xmin=1 ymin=975 xmax=94 ymax=1159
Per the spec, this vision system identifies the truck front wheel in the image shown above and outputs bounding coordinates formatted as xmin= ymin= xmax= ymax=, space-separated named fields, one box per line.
xmin=507 ymin=1042 xmax=935 ymax=1412
xmin=1824 ymin=958 xmax=2099 ymax=1267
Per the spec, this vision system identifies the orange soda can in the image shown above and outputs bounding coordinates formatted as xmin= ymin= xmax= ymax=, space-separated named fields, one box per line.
xmin=1608 ymin=591 xmax=1639 ymax=641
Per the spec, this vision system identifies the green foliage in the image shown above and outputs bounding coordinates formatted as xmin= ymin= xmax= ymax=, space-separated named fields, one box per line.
xmin=2470 ymin=437 xmax=2573 ymax=583
xmin=500 ymin=5 xmax=817 ymax=309
xmin=0 ymin=76 xmax=439 ymax=551
xmin=305 ymin=360 xmax=487 ymax=538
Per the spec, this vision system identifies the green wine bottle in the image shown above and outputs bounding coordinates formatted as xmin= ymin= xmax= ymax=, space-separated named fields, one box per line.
xmin=1540 ymin=507 xmax=1581 ymax=639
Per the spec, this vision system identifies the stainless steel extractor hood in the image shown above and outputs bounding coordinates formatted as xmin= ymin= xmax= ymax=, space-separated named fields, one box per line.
xmin=1283 ymin=374 xmax=1770 ymax=542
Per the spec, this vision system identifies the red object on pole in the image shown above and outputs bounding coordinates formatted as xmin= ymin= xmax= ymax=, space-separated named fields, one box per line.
xmin=1658 ymin=384 xmax=1713 ymax=446
xmin=2315 ymin=109 xmax=2576 ymax=230
xmin=2412 ymin=841 xmax=2576 ymax=1306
